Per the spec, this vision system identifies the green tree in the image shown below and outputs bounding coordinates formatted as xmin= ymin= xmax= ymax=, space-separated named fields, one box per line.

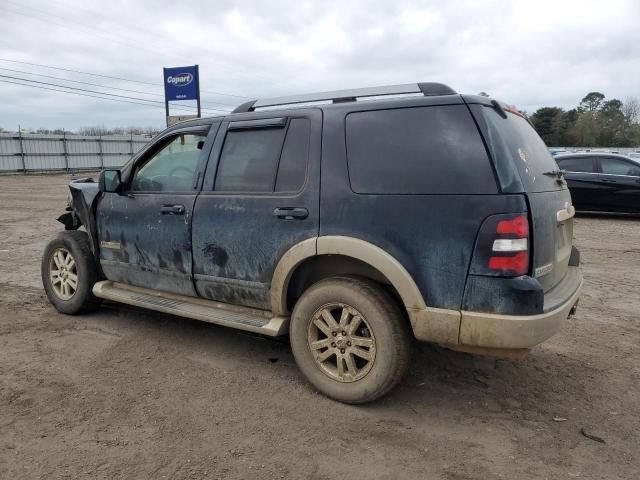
xmin=530 ymin=107 xmax=564 ymax=145
xmin=568 ymin=111 xmax=599 ymax=146
xmin=598 ymin=99 xmax=626 ymax=146
xmin=579 ymin=92 xmax=605 ymax=112
xmin=554 ymin=109 xmax=579 ymax=146
xmin=530 ymin=93 xmax=640 ymax=147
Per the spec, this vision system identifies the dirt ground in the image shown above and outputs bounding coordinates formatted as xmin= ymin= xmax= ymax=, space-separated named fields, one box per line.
xmin=0 ymin=173 xmax=638 ymax=480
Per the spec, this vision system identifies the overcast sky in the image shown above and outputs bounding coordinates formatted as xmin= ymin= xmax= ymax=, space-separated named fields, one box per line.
xmin=1 ymin=0 xmax=638 ymax=131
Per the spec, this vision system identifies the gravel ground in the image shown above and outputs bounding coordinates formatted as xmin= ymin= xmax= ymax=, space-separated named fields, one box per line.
xmin=1 ymin=173 xmax=639 ymax=480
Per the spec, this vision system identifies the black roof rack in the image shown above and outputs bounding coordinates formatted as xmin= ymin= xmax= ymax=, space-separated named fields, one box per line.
xmin=231 ymin=82 xmax=456 ymax=113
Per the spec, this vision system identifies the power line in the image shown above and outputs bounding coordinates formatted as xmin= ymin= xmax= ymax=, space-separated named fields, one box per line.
xmin=0 ymin=79 xmax=228 ymax=117
xmin=4 ymin=0 xmax=248 ymax=101
xmin=0 ymin=74 xmax=230 ymax=114
xmin=0 ymin=58 xmax=250 ymax=100
xmin=0 ymin=66 xmax=165 ymax=98
xmin=0 ymin=78 xmax=173 ymax=110
xmin=0 ymin=77 xmax=224 ymax=117
xmin=0 ymin=66 xmax=238 ymax=110
xmin=2 ymin=3 xmax=166 ymax=59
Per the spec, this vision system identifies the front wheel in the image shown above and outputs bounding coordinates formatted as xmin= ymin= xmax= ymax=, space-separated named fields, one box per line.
xmin=290 ymin=276 xmax=412 ymax=404
xmin=41 ymin=231 xmax=101 ymax=314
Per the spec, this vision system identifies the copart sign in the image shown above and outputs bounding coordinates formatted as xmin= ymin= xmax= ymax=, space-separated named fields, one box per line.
xmin=163 ymin=65 xmax=199 ymax=101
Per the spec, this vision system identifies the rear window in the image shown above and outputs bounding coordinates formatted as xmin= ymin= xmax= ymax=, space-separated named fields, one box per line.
xmin=345 ymin=105 xmax=497 ymax=194
xmin=470 ymin=105 xmax=563 ymax=193
xmin=556 ymin=156 xmax=596 ymax=173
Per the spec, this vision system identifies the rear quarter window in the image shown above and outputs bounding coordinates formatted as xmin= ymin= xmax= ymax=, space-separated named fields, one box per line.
xmin=345 ymin=105 xmax=497 ymax=194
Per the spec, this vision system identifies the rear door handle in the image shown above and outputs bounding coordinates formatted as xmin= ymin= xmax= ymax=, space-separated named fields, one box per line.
xmin=273 ymin=207 xmax=308 ymax=220
xmin=160 ymin=204 xmax=185 ymax=215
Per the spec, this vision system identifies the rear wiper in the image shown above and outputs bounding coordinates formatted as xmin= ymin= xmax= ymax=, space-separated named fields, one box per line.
xmin=543 ymin=169 xmax=566 ymax=177
xmin=543 ymin=169 xmax=566 ymax=184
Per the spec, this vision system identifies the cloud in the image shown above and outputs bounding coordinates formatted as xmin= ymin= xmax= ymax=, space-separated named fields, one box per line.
xmin=1 ymin=0 xmax=638 ymax=130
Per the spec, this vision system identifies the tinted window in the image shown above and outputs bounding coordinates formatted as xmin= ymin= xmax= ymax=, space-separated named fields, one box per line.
xmin=215 ymin=127 xmax=285 ymax=192
xmin=275 ymin=118 xmax=310 ymax=192
xmin=600 ymin=157 xmax=640 ymax=176
xmin=130 ymin=133 xmax=207 ymax=192
xmin=471 ymin=105 xmax=562 ymax=193
xmin=556 ymin=157 xmax=595 ymax=173
xmin=346 ymin=105 xmax=496 ymax=194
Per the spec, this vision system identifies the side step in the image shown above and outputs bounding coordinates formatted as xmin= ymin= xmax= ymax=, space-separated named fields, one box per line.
xmin=93 ymin=281 xmax=289 ymax=336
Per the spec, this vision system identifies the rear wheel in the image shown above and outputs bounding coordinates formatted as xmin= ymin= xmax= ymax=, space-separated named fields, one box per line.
xmin=290 ymin=276 xmax=412 ymax=403
xmin=41 ymin=231 xmax=101 ymax=314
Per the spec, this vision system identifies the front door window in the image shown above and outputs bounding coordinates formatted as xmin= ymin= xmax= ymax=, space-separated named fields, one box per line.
xmin=130 ymin=133 xmax=207 ymax=192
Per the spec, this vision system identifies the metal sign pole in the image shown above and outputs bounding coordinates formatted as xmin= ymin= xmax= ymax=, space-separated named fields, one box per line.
xmin=195 ymin=64 xmax=201 ymax=119
xmin=163 ymin=68 xmax=170 ymax=128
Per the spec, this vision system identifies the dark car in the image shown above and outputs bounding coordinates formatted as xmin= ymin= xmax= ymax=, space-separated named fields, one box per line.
xmin=555 ymin=153 xmax=640 ymax=214
xmin=41 ymin=82 xmax=582 ymax=403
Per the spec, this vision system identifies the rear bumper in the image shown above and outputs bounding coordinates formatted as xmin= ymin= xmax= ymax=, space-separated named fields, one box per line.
xmin=458 ymin=267 xmax=582 ymax=349
xmin=408 ymin=266 xmax=582 ymax=350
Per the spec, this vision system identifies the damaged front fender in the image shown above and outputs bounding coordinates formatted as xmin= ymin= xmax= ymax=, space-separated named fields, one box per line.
xmin=57 ymin=177 xmax=101 ymax=254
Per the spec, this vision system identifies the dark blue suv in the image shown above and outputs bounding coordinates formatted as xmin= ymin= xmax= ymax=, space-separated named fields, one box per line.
xmin=42 ymin=82 xmax=582 ymax=403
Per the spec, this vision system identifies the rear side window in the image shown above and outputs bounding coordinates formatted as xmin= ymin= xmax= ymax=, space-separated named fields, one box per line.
xmin=600 ymin=157 xmax=640 ymax=176
xmin=215 ymin=128 xmax=285 ymax=192
xmin=345 ymin=105 xmax=496 ymax=194
xmin=556 ymin=157 xmax=595 ymax=173
xmin=214 ymin=119 xmax=310 ymax=193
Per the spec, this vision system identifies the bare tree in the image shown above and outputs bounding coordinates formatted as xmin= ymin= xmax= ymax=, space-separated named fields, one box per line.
xmin=623 ymin=97 xmax=640 ymax=123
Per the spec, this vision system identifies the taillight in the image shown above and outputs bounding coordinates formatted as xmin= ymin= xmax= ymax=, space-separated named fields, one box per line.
xmin=488 ymin=214 xmax=529 ymax=276
xmin=488 ymin=251 xmax=528 ymax=272
xmin=468 ymin=213 xmax=531 ymax=277
xmin=496 ymin=216 xmax=528 ymax=237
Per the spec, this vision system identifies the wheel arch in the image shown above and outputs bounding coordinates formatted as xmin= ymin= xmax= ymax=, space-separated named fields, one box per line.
xmin=270 ymin=236 xmax=427 ymax=316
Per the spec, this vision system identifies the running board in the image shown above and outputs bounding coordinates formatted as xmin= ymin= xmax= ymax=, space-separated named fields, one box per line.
xmin=92 ymin=281 xmax=289 ymax=336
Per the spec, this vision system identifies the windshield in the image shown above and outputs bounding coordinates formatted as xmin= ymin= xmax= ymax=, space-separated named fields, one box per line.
xmin=470 ymin=104 xmax=564 ymax=193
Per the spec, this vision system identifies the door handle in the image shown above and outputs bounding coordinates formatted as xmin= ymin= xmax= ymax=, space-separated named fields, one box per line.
xmin=273 ymin=207 xmax=308 ymax=220
xmin=160 ymin=204 xmax=185 ymax=215
xmin=601 ymin=178 xmax=616 ymax=183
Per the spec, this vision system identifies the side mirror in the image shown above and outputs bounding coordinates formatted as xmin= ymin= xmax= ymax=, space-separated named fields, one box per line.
xmin=99 ymin=169 xmax=122 ymax=193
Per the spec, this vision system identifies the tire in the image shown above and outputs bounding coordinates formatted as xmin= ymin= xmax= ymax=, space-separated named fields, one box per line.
xmin=41 ymin=230 xmax=101 ymax=315
xmin=290 ymin=276 xmax=412 ymax=404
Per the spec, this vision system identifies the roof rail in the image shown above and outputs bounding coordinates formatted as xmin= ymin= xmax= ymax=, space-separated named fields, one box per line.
xmin=231 ymin=82 xmax=456 ymax=113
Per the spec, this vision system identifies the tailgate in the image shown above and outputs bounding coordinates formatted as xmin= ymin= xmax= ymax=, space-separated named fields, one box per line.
xmin=528 ymin=189 xmax=574 ymax=291
xmin=467 ymin=102 xmax=576 ymax=292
